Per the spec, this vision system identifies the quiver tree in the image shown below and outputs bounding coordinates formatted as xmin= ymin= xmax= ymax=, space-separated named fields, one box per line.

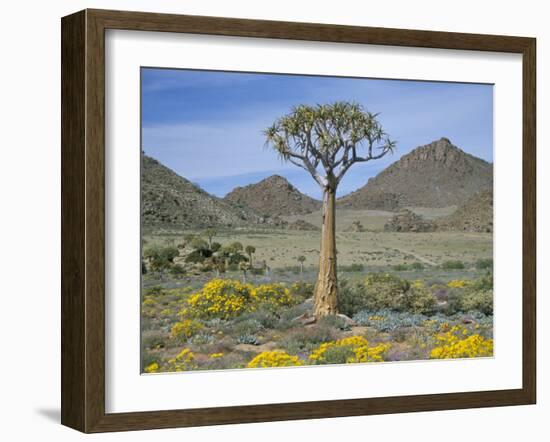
xmin=245 ymin=245 xmax=256 ymax=266
xmin=297 ymin=255 xmax=306 ymax=277
xmin=264 ymin=102 xmax=395 ymax=319
xmin=202 ymin=228 xmax=217 ymax=249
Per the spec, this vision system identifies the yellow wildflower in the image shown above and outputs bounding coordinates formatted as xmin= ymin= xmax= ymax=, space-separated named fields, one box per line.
xmin=144 ymin=362 xmax=159 ymax=373
xmin=247 ymin=351 xmax=303 ymax=368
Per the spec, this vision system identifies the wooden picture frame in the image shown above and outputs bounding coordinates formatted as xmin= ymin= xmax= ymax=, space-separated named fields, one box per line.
xmin=61 ymin=8 xmax=536 ymax=433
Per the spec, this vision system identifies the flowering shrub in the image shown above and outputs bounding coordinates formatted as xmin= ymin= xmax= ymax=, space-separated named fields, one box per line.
xmin=447 ymin=288 xmax=493 ymax=315
xmin=309 ymin=336 xmax=390 ymax=364
xmin=430 ymin=326 xmax=493 ymax=359
xmin=247 ymin=351 xmax=303 ymax=368
xmin=460 ymin=290 xmax=493 ymax=315
xmin=209 ymin=352 xmax=224 ymax=359
xmin=160 ymin=308 xmax=174 ymax=317
xmin=142 ymin=298 xmax=157 ymax=307
xmin=181 ymin=279 xmax=296 ymax=320
xmin=166 ymin=348 xmax=196 ymax=371
xmin=338 ymin=273 xmax=435 ymax=316
xmin=144 ymin=362 xmax=159 ymax=373
xmin=447 ymin=280 xmax=470 ymax=289
xmin=337 ymin=274 xmax=408 ymax=316
xmin=289 ymin=281 xmax=314 ymax=300
xmin=254 ymin=283 xmax=294 ymax=310
xmin=182 ymin=279 xmax=253 ymax=319
xmin=404 ymin=285 xmax=436 ymax=315
xmin=171 ymin=319 xmax=203 ymax=340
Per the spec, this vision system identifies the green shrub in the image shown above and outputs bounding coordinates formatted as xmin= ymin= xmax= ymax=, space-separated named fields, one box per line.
xmin=446 ymin=289 xmax=464 ymax=315
xmin=170 ymin=264 xmax=185 ymax=275
xmin=410 ymin=262 xmax=424 ymax=270
xmin=289 ymin=281 xmax=314 ymax=301
xmin=237 ymin=308 xmax=279 ymax=329
xmin=471 ymin=273 xmax=493 ymax=291
xmin=144 ymin=285 xmax=164 ymax=296
xmin=185 ymin=250 xmax=206 ymax=264
xmin=461 ymin=290 xmax=493 ymax=315
xmin=475 ymin=258 xmax=493 ymax=270
xmin=336 ymin=279 xmax=365 ymax=317
xmin=392 ymin=264 xmax=409 ymax=271
xmin=227 ymin=263 xmax=239 ymax=271
xmin=143 ymin=246 xmax=180 ymax=272
xmin=142 ymin=333 xmax=166 ymax=350
xmin=402 ymin=286 xmax=436 ymax=315
xmin=280 ymin=326 xmax=336 ymax=354
xmin=441 ymin=260 xmax=465 ymax=270
xmin=338 ymin=273 xmax=435 ymax=316
xmin=316 ymin=344 xmax=354 ymax=364
xmin=341 ymin=263 xmax=365 ymax=272
xmin=231 ymin=318 xmax=264 ymax=336
xmin=318 ymin=314 xmax=351 ymax=331
xmin=227 ymin=252 xmax=248 ymax=265
xmin=189 ymin=333 xmax=215 ymax=345
xmin=447 ymin=284 xmax=493 ymax=315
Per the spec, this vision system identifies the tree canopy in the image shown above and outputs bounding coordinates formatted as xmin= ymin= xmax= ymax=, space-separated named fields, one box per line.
xmin=264 ymin=102 xmax=395 ymax=190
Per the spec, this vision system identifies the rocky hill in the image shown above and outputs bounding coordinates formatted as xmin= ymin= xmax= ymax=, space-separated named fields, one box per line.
xmin=384 ymin=209 xmax=435 ymax=233
xmin=436 ymin=189 xmax=493 ymax=233
xmin=285 ymin=219 xmax=320 ymax=231
xmin=224 ymin=175 xmax=321 ymax=217
xmin=141 ymin=154 xmax=266 ymax=228
xmin=337 ymin=138 xmax=493 ymax=210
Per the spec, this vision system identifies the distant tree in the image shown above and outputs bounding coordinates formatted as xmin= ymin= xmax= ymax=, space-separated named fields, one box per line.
xmin=211 ymin=255 xmax=225 ymax=277
xmin=229 ymin=241 xmax=244 ymax=253
xmin=190 ymin=237 xmax=211 ymax=257
xmin=245 ymin=245 xmax=256 ymax=267
xmin=210 ymin=242 xmax=222 ymax=253
xmin=297 ymin=255 xmax=306 ymax=276
xmin=239 ymin=261 xmax=251 ymax=283
xmin=143 ymin=246 xmax=180 ymax=278
xmin=219 ymin=244 xmax=248 ymax=266
xmin=203 ymin=228 xmax=217 ymax=248
xmin=265 ymin=102 xmax=395 ymax=319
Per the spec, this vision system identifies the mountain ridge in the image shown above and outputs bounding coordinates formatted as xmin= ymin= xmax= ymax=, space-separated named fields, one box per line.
xmin=337 ymin=137 xmax=492 ymax=210
xmin=141 ymin=154 xmax=268 ymax=228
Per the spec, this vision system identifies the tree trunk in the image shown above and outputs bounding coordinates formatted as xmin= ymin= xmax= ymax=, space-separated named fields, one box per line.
xmin=313 ymin=187 xmax=338 ymax=318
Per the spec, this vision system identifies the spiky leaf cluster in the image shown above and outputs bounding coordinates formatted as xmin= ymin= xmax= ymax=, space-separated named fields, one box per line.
xmin=264 ymin=102 xmax=395 ymax=188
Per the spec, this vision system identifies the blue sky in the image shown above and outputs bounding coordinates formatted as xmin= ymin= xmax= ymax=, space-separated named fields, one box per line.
xmin=141 ymin=68 xmax=493 ymax=199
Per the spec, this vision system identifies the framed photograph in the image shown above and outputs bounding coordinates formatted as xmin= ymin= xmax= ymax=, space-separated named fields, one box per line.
xmin=61 ymin=9 xmax=536 ymax=433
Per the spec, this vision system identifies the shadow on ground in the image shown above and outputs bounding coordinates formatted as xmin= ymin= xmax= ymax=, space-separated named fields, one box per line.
xmin=35 ymin=408 xmax=60 ymax=423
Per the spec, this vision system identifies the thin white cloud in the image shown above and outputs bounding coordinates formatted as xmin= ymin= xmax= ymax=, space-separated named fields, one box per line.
xmin=142 ymin=119 xmax=290 ymax=180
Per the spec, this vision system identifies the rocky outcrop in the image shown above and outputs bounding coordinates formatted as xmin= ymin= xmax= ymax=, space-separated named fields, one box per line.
xmin=285 ymin=219 xmax=320 ymax=231
xmin=344 ymin=221 xmax=366 ymax=232
xmin=384 ymin=209 xmax=435 ymax=232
